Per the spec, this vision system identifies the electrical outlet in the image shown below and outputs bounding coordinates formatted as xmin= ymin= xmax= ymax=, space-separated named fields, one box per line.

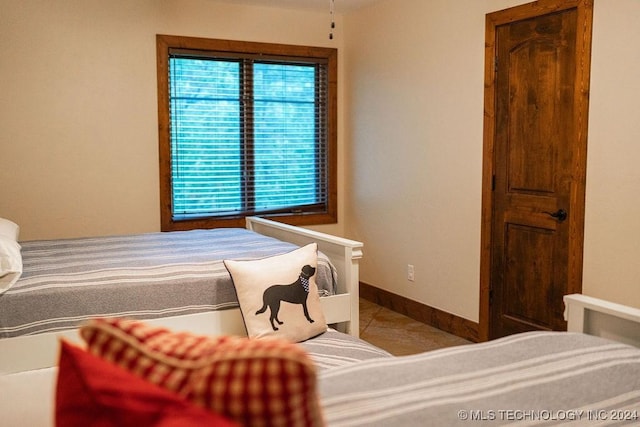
xmin=407 ymin=264 xmax=415 ymax=281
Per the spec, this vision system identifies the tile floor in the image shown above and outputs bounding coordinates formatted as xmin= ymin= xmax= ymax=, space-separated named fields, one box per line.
xmin=359 ymin=298 xmax=471 ymax=356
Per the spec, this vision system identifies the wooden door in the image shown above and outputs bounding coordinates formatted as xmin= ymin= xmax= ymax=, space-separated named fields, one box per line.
xmin=479 ymin=0 xmax=593 ymax=340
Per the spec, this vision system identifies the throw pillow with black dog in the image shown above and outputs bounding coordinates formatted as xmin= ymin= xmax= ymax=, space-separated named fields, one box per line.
xmin=224 ymin=243 xmax=328 ymax=342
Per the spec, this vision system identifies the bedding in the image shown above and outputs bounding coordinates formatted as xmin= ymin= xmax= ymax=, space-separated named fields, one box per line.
xmin=319 ymin=331 xmax=640 ymax=426
xmin=78 ymin=317 xmax=325 ymax=427
xmin=4 ymin=325 xmax=640 ymax=426
xmin=0 ymin=228 xmax=336 ymax=339
xmin=56 ymin=341 xmax=238 ymax=427
xmin=0 ymin=217 xmax=22 ymax=294
xmin=0 ymin=217 xmax=20 ymax=240
xmin=0 ymin=327 xmax=392 ymax=427
xmin=225 ymin=243 xmax=328 ymax=342
xmin=299 ymin=328 xmax=393 ymax=370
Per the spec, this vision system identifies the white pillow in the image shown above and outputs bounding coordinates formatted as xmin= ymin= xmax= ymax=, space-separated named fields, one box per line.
xmin=0 ymin=236 xmax=22 ymax=294
xmin=0 ymin=217 xmax=19 ymax=240
xmin=224 ymin=243 xmax=328 ymax=343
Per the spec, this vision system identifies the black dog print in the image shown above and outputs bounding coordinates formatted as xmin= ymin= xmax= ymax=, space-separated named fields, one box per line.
xmin=255 ymin=265 xmax=316 ymax=331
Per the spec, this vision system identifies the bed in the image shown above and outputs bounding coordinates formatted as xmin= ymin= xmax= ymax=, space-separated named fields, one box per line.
xmin=3 ymin=294 xmax=640 ymax=426
xmin=0 ymin=216 xmax=364 ymax=374
xmin=2 ymin=220 xmax=640 ymax=427
xmin=316 ymin=294 xmax=640 ymax=426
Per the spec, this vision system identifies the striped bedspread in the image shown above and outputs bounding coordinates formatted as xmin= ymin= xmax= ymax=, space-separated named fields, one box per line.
xmin=300 ymin=328 xmax=393 ymax=370
xmin=0 ymin=228 xmax=336 ymax=338
xmin=319 ymin=332 xmax=640 ymax=426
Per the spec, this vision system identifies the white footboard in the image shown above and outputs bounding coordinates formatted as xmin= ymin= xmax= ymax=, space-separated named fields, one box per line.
xmin=564 ymin=293 xmax=640 ymax=348
xmin=246 ymin=217 xmax=364 ymax=337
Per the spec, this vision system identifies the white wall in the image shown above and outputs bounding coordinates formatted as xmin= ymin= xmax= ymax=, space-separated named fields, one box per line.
xmin=344 ymin=0 xmax=640 ymax=322
xmin=582 ymin=0 xmax=640 ymax=307
xmin=0 ymin=0 xmax=345 ymax=240
xmin=2 ymin=0 xmax=639 ymax=323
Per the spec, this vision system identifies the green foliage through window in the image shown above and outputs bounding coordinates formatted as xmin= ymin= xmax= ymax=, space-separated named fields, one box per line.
xmin=157 ymin=36 xmax=337 ymax=230
xmin=169 ymin=56 xmax=327 ymax=219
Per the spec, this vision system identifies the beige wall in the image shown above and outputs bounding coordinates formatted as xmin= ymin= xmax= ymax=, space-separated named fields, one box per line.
xmin=2 ymin=0 xmax=639 ymax=322
xmin=344 ymin=0 xmax=640 ymax=322
xmin=582 ymin=0 xmax=640 ymax=307
xmin=0 ymin=0 xmax=345 ymax=240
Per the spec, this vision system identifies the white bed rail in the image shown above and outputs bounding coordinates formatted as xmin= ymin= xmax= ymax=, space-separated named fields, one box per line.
xmin=246 ymin=217 xmax=364 ymax=337
xmin=564 ymin=293 xmax=640 ymax=348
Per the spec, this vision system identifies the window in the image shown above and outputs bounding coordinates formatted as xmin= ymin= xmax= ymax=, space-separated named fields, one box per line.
xmin=156 ymin=35 xmax=337 ymax=231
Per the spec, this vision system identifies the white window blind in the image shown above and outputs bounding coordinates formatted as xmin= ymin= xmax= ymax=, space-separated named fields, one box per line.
xmin=168 ymin=53 xmax=328 ymax=220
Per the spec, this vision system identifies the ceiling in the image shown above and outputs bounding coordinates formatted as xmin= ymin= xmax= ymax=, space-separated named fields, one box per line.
xmin=216 ymin=0 xmax=381 ymax=13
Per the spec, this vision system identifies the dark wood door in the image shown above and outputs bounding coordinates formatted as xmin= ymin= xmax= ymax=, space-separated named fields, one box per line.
xmin=480 ymin=0 xmax=593 ymax=340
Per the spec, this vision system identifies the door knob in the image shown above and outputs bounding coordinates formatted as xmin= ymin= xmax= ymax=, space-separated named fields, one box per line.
xmin=543 ymin=209 xmax=567 ymax=222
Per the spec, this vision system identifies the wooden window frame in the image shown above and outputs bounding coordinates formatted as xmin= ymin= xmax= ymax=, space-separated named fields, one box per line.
xmin=156 ymin=34 xmax=338 ymax=231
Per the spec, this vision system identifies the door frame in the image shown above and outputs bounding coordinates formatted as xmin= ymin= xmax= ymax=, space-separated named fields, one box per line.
xmin=478 ymin=0 xmax=594 ymax=341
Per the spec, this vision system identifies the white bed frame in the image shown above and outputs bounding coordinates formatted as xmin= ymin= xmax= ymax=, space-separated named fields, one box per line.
xmin=0 ymin=217 xmax=364 ymax=375
xmin=563 ymin=293 xmax=640 ymax=348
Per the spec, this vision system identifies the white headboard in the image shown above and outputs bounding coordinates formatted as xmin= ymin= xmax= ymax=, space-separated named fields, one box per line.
xmin=564 ymin=293 xmax=640 ymax=348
